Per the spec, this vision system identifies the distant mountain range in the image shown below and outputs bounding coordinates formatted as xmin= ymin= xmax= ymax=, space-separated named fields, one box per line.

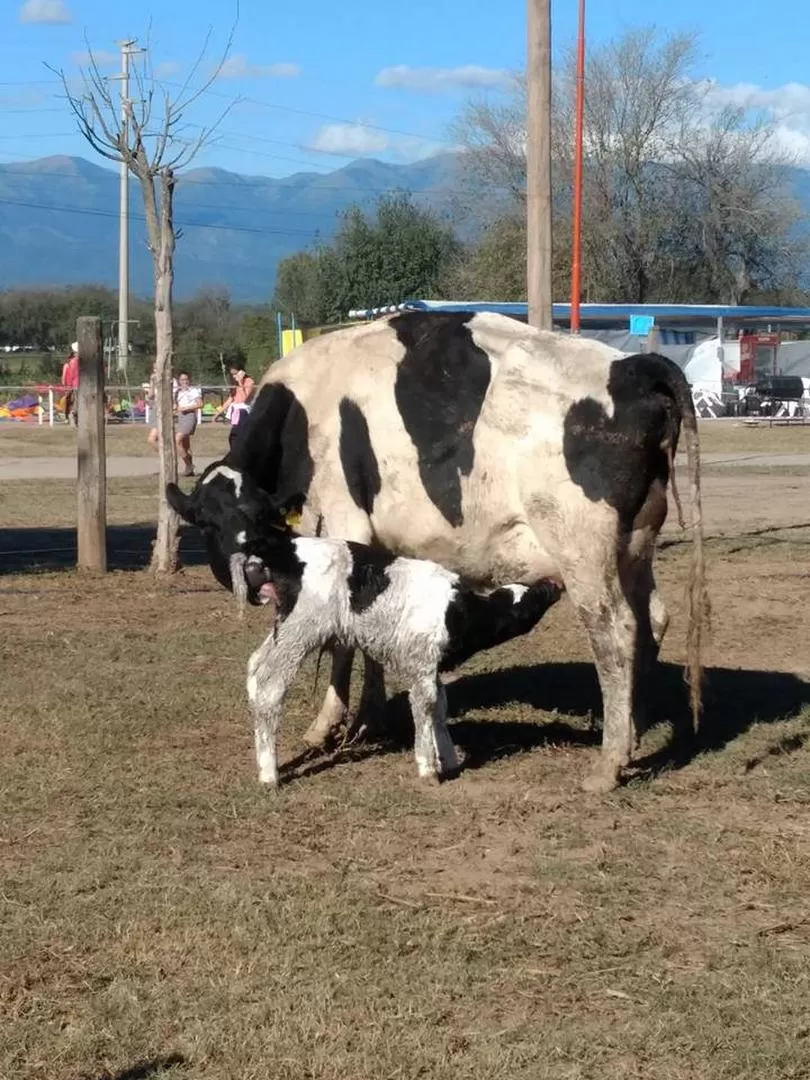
xmin=2 ymin=154 xmax=809 ymax=303
xmin=0 ymin=153 xmax=463 ymax=302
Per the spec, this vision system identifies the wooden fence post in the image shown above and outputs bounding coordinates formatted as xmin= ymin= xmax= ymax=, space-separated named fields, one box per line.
xmin=76 ymin=316 xmax=107 ymax=572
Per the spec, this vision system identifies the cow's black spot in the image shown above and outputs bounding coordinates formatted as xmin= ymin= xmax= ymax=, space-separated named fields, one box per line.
xmin=339 ymin=397 xmax=381 ymax=515
xmin=391 ymin=311 xmax=491 ymax=528
xmin=346 ymin=542 xmax=396 ymax=614
xmin=229 ymin=382 xmax=314 ymax=504
xmin=562 ymin=353 xmax=687 ymax=529
xmin=440 ymin=581 xmax=562 ymax=672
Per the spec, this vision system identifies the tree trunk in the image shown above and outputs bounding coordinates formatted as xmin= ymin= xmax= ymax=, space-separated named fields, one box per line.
xmin=142 ymin=166 xmax=180 ymax=574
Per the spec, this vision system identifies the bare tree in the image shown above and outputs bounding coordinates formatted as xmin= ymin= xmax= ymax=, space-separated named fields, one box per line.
xmin=664 ymin=104 xmax=805 ymax=303
xmin=50 ymin=23 xmax=237 ymax=574
xmin=451 ymin=25 xmax=806 ymax=305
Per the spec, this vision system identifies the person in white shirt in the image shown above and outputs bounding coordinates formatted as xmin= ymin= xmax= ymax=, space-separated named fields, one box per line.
xmin=173 ymin=371 xmax=202 ymax=477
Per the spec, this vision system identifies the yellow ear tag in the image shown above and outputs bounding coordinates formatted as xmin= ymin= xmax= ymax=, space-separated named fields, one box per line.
xmin=284 ymin=509 xmax=302 ymax=527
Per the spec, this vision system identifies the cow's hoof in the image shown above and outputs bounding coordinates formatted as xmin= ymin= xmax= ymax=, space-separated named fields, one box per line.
xmin=301 ymin=729 xmax=330 ymax=750
xmin=581 ymin=765 xmax=622 ymax=794
xmin=418 ymin=772 xmax=442 ymax=787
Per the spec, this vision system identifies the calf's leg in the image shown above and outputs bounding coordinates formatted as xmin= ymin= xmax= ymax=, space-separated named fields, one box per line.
xmin=408 ymin=674 xmax=460 ymax=781
xmin=247 ymin=629 xmax=311 ymax=787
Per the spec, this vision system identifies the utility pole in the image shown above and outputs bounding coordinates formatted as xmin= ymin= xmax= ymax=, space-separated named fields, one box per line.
xmin=526 ymin=0 xmax=553 ymax=330
xmin=570 ymin=0 xmax=586 ymax=334
xmin=113 ymin=39 xmax=144 ymax=374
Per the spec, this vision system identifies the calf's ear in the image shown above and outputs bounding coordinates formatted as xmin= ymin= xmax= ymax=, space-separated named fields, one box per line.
xmin=166 ymin=482 xmax=197 ymax=524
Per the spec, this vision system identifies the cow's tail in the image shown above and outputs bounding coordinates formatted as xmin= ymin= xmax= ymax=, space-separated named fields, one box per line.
xmin=660 ymin=359 xmax=710 ymax=732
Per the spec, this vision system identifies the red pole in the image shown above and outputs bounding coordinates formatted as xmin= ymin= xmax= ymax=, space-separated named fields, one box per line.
xmin=570 ymin=0 xmax=586 ymax=333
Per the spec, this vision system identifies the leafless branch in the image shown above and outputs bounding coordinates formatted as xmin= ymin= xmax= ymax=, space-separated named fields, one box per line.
xmin=169 ymin=1 xmax=239 ymax=116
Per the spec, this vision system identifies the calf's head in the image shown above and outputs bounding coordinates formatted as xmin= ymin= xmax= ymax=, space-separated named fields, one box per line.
xmin=166 ymin=462 xmax=304 ymax=608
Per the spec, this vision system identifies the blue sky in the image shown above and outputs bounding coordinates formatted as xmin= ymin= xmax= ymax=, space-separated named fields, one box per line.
xmin=2 ymin=0 xmax=810 ymax=178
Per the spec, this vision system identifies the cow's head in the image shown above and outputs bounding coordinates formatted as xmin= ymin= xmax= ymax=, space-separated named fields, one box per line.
xmin=166 ymin=462 xmax=305 ymax=608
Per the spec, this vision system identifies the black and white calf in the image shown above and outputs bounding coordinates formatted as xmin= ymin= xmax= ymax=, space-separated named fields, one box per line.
xmin=230 ymin=497 xmax=562 ymax=787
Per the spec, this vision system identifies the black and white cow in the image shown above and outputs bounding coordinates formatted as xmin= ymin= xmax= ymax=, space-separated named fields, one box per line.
xmin=214 ymin=486 xmax=563 ymax=786
xmin=167 ymin=310 xmax=708 ymax=793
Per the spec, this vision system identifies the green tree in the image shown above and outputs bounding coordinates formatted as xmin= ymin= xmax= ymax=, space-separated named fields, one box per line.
xmin=236 ymin=310 xmax=278 ymax=371
xmin=271 ymin=251 xmax=325 ymax=327
xmin=273 ymin=194 xmax=461 ymax=324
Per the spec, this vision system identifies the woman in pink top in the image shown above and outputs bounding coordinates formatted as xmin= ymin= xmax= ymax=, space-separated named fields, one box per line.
xmin=61 ymin=342 xmax=80 ymax=425
xmin=216 ymin=366 xmax=256 ymax=449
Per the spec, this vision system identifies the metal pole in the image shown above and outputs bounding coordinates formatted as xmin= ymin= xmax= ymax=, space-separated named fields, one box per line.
xmin=570 ymin=0 xmax=586 ymax=334
xmin=526 ymin=0 xmax=553 ymax=330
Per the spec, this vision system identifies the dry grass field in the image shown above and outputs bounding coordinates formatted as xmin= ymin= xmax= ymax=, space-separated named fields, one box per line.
xmin=1 ymin=421 xmax=809 ymax=1080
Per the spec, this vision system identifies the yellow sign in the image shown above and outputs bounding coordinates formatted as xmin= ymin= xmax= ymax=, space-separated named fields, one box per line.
xmin=281 ymin=328 xmax=304 ymax=356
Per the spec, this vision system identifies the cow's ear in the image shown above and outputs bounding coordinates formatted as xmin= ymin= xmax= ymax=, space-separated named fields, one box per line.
xmin=166 ymin=482 xmax=197 ymax=524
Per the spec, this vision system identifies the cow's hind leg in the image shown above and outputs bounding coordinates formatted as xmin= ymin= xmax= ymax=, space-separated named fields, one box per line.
xmin=566 ymin=568 xmax=639 ymax=794
xmin=409 ymin=675 xmax=459 ymax=782
xmin=628 ymin=560 xmax=665 ymax=749
xmin=302 ymin=646 xmax=354 ymax=749
xmin=650 ymin=583 xmax=669 ymax=649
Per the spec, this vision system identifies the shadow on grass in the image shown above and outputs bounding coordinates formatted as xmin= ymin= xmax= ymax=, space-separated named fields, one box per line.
xmin=283 ymin=661 xmax=810 ymax=784
xmin=0 ymin=524 xmax=207 ymax=574
xmin=78 ymin=1053 xmax=186 ymax=1080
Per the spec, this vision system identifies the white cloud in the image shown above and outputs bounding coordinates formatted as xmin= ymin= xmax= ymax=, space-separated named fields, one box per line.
xmin=217 ymin=54 xmax=300 ymax=80
xmin=308 ymin=123 xmax=390 ymax=156
xmin=19 ymin=0 xmax=71 ymax=23
xmin=154 ymin=60 xmax=181 ymax=79
xmin=307 ymin=121 xmax=444 ymax=162
xmin=700 ymin=80 xmax=810 ymax=164
xmin=71 ymin=49 xmax=117 ymax=67
xmin=375 ymin=64 xmax=513 ymax=94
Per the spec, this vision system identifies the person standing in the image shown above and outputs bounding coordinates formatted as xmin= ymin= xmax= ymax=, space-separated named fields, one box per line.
xmin=61 ymin=342 xmax=80 ymax=425
xmin=173 ymin=371 xmax=202 ymax=477
xmin=215 ymin=365 xmax=256 ymax=449
xmin=146 ymin=370 xmax=178 ymax=450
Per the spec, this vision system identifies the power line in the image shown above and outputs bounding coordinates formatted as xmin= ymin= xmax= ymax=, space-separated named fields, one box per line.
xmin=0 ymin=73 xmax=456 ymax=147
xmin=0 ymin=195 xmax=320 ymax=237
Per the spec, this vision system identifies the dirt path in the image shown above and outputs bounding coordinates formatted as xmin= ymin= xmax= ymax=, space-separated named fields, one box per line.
xmin=1 ymin=450 xmax=808 ymax=482
xmin=0 ymin=455 xmax=219 ymax=480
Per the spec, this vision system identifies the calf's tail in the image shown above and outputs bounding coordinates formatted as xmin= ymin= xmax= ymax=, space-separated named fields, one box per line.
xmin=439 ymin=580 xmax=563 ymax=674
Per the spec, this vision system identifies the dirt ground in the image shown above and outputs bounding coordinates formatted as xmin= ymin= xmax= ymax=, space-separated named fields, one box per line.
xmin=1 ymin=422 xmax=809 ymax=1080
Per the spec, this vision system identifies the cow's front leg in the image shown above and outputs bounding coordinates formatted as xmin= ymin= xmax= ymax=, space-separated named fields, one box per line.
xmin=302 ymin=645 xmax=354 ymax=748
xmin=351 ymin=655 xmax=388 ymax=740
